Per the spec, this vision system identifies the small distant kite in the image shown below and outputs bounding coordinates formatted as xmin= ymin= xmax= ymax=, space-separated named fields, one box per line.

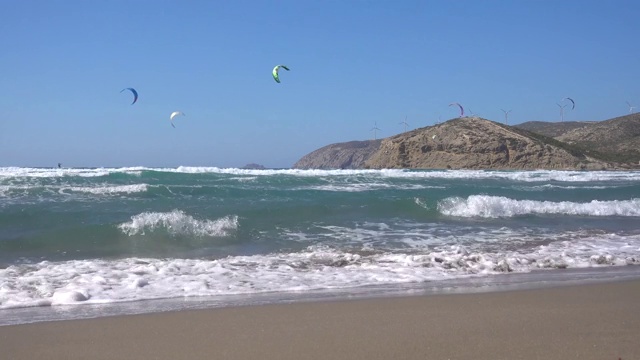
xmin=272 ymin=65 xmax=290 ymax=83
xmin=564 ymin=97 xmax=575 ymax=110
xmin=449 ymin=102 xmax=464 ymax=117
xmin=120 ymin=88 xmax=138 ymax=105
xmin=170 ymin=111 xmax=184 ymax=128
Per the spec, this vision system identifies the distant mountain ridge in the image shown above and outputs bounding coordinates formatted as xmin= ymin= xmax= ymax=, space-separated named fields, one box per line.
xmin=294 ymin=115 xmax=639 ymax=170
xmin=516 ymin=113 xmax=640 ymax=164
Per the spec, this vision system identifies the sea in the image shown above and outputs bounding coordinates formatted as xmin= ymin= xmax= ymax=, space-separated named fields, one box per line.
xmin=1 ymin=166 xmax=640 ymax=326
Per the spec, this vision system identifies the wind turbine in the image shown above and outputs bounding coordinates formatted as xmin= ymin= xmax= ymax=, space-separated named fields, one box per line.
xmin=556 ymin=103 xmax=568 ymax=122
xmin=501 ymin=109 xmax=512 ymax=125
xmin=399 ymin=116 xmax=409 ymax=132
xmin=626 ymin=101 xmax=636 ymax=114
xmin=370 ymin=122 xmax=381 ymax=140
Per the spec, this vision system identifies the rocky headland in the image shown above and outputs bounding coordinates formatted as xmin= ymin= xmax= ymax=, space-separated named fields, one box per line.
xmin=294 ymin=116 xmax=639 ymax=170
xmin=292 ymin=140 xmax=382 ymax=169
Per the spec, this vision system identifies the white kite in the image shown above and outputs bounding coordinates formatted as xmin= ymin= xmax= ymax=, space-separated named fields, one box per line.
xmin=170 ymin=111 xmax=184 ymax=128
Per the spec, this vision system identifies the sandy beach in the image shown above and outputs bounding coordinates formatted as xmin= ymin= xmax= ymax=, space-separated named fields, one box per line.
xmin=1 ymin=280 xmax=638 ymax=360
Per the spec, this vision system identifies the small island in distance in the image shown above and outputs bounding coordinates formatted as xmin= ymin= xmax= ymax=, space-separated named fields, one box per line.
xmin=241 ymin=163 xmax=267 ymax=170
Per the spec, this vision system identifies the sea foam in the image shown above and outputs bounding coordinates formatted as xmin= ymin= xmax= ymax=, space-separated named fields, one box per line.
xmin=2 ymin=167 xmax=640 ymax=183
xmin=60 ymin=184 xmax=149 ymax=195
xmin=118 ymin=210 xmax=238 ymax=237
xmin=164 ymin=168 xmax=640 ymax=182
xmin=1 ymin=234 xmax=638 ymax=311
xmin=438 ymin=195 xmax=640 ymax=218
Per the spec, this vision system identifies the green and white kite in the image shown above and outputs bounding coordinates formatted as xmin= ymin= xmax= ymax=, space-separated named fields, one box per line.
xmin=272 ymin=65 xmax=290 ymax=83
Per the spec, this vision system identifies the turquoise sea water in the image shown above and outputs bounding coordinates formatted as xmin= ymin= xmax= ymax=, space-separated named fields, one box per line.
xmin=1 ymin=167 xmax=640 ymax=325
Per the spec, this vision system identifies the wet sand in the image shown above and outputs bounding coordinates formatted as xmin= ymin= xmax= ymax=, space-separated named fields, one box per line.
xmin=1 ymin=280 xmax=639 ymax=360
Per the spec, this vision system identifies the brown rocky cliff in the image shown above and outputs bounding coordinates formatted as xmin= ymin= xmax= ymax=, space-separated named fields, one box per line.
xmin=363 ymin=117 xmax=608 ymax=169
xmin=293 ymin=117 xmax=616 ymax=170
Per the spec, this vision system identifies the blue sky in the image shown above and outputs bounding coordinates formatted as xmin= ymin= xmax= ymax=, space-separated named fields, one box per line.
xmin=1 ymin=0 xmax=638 ymax=168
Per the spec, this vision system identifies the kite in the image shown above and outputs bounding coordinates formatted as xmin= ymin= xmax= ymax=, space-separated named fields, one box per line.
xmin=272 ymin=65 xmax=290 ymax=83
xmin=564 ymin=97 xmax=575 ymax=110
xmin=120 ymin=88 xmax=138 ymax=105
xmin=449 ymin=102 xmax=464 ymax=117
xmin=170 ymin=111 xmax=184 ymax=128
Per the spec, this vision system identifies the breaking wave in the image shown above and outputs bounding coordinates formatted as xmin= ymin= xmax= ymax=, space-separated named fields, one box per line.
xmin=118 ymin=210 xmax=238 ymax=237
xmin=3 ymin=167 xmax=640 ymax=183
xmin=2 ymin=237 xmax=638 ymax=310
xmin=438 ymin=195 xmax=640 ymax=218
xmin=60 ymin=184 xmax=149 ymax=195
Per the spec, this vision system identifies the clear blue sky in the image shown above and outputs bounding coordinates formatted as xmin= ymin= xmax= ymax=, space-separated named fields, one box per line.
xmin=1 ymin=0 xmax=638 ymax=168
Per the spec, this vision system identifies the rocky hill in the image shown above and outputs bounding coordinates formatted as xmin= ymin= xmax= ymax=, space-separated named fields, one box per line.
xmin=515 ymin=121 xmax=597 ymax=138
xmin=555 ymin=114 xmax=640 ymax=164
xmin=293 ymin=140 xmax=382 ymax=169
xmin=364 ymin=117 xmax=609 ymax=169
xmin=516 ymin=114 xmax=640 ymax=164
xmin=293 ymin=117 xmax=623 ymax=170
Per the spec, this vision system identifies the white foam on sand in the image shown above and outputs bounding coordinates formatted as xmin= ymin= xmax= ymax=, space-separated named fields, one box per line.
xmin=2 ymin=231 xmax=638 ymax=311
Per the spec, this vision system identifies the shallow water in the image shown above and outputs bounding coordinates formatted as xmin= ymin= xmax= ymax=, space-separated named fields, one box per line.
xmin=1 ymin=167 xmax=639 ymax=325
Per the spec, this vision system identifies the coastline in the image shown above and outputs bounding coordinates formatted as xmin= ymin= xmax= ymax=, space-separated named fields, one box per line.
xmin=3 ymin=265 xmax=639 ymax=327
xmin=2 ymin=279 xmax=639 ymax=360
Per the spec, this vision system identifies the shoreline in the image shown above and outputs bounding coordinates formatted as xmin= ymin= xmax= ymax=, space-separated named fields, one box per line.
xmin=0 ymin=266 xmax=640 ymax=328
xmin=2 ymin=265 xmax=639 ymax=327
xmin=2 ymin=279 xmax=639 ymax=360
